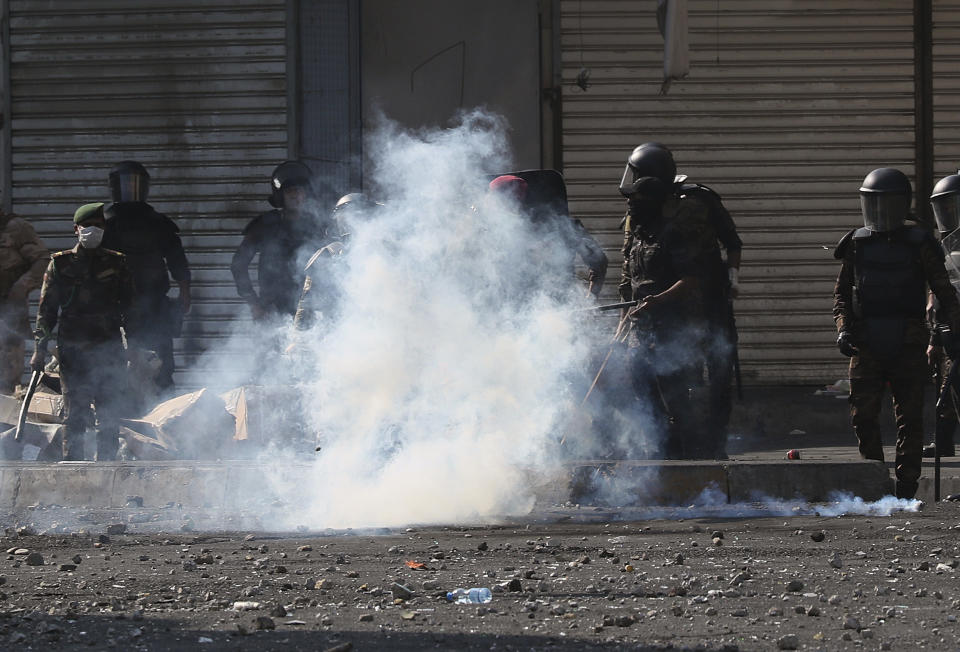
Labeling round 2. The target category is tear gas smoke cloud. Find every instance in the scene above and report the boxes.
[206,110,610,529]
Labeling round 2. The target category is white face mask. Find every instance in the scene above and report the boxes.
[77,225,104,249]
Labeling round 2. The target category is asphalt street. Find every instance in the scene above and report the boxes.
[2,502,960,651]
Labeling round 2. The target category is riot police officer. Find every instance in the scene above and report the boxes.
[617,147,722,458]
[617,143,738,458]
[925,173,960,457]
[834,168,960,499]
[293,192,379,332]
[231,161,336,320]
[101,161,190,395]
[32,203,134,461]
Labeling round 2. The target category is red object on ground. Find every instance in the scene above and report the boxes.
[786,449,801,460]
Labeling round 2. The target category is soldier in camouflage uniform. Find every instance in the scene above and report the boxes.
[0,209,49,393]
[31,203,134,461]
[617,144,741,458]
[834,168,960,499]
[617,148,723,459]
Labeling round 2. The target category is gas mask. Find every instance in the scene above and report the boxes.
[77,225,104,249]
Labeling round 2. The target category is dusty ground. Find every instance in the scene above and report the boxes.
[1,503,960,651]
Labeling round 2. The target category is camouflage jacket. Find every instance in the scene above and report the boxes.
[0,211,49,300]
[36,245,134,344]
[622,195,722,330]
[293,241,345,331]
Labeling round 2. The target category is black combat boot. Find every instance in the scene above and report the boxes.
[62,429,85,461]
[895,481,918,500]
[95,433,118,462]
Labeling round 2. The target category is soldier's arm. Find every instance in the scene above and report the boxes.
[12,220,50,297]
[230,233,259,304]
[571,219,608,296]
[921,238,960,329]
[617,212,633,302]
[34,259,60,342]
[160,220,192,311]
[117,255,136,327]
[833,253,855,334]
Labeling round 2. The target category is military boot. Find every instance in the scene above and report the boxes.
[62,428,85,461]
[95,433,119,462]
[895,481,918,500]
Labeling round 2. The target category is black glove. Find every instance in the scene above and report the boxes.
[837,330,858,358]
[29,349,45,372]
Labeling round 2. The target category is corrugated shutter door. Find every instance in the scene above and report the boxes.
[7,0,288,385]
[935,2,960,180]
[561,0,916,384]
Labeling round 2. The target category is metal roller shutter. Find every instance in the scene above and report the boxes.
[935,2,960,180]
[6,0,288,385]
[560,0,916,384]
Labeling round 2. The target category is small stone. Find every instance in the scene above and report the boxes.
[106,524,126,536]
[25,552,44,566]
[477,541,488,551]
[58,564,76,572]
[358,613,374,622]
[732,608,748,617]
[422,580,440,591]
[777,634,799,650]
[843,616,861,630]
[254,616,275,630]
[811,531,825,542]
[297,545,313,552]
[391,583,413,600]
[861,628,874,639]
[270,604,287,618]
[807,605,821,617]
[786,580,804,592]
[507,578,522,592]
[711,530,724,539]
[400,610,416,620]
[828,552,843,569]
[97,534,110,544]
[918,561,930,571]
[72,555,82,564]
[936,563,954,573]
[615,614,635,627]
[828,594,841,605]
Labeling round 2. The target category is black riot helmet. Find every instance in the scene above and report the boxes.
[859,168,912,233]
[618,143,676,198]
[268,160,314,208]
[109,161,150,203]
[931,174,960,236]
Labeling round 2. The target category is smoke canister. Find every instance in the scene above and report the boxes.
[786,449,801,460]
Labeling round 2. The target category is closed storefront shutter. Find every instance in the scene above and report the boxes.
[560,0,916,384]
[6,0,288,385]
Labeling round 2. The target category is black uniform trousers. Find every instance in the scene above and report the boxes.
[59,339,127,461]
[848,326,927,498]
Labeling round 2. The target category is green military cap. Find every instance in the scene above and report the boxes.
[73,202,105,224]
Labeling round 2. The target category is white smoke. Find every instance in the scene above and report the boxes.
[267,110,606,528]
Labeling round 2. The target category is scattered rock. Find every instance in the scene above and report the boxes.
[58,564,76,572]
[25,552,44,566]
[777,634,799,650]
[358,613,374,622]
[477,541,488,551]
[106,524,126,536]
[843,616,861,631]
[786,580,804,592]
[828,552,843,569]
[254,616,275,630]
[811,531,825,542]
[391,583,414,600]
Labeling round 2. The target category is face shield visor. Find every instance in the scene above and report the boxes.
[111,171,149,202]
[932,193,960,235]
[859,192,909,232]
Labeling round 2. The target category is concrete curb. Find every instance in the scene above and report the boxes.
[0,459,895,513]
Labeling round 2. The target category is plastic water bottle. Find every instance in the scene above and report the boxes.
[446,587,493,604]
